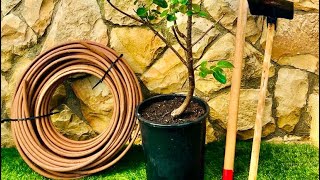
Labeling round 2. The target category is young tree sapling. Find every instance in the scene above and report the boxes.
[107,0,233,117]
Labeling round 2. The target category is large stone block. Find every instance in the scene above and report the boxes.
[292,0,319,12]
[208,89,275,140]
[1,123,15,147]
[168,13,221,59]
[195,33,275,96]
[3,56,33,117]
[104,0,151,26]
[140,45,188,94]
[308,93,319,147]
[51,104,98,141]
[71,76,114,134]
[277,54,319,74]
[204,0,263,43]
[261,13,319,60]
[110,27,166,74]
[275,68,309,132]
[1,13,37,66]
[1,0,21,15]
[22,0,56,36]
[42,0,108,51]
[1,75,8,104]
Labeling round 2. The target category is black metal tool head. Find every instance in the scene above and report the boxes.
[247,0,294,19]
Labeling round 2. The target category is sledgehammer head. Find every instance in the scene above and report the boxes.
[247,0,294,19]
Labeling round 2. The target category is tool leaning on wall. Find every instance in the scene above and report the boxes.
[247,0,294,179]
[223,0,294,179]
[222,0,248,179]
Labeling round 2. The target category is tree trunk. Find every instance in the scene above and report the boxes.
[171,0,195,117]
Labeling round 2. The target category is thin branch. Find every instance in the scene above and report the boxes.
[106,0,144,23]
[106,0,188,67]
[172,26,188,51]
[174,21,187,40]
[147,24,187,67]
[193,59,227,70]
[191,25,214,47]
[191,14,225,47]
[193,33,219,61]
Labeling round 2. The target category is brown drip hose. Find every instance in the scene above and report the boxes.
[10,41,143,179]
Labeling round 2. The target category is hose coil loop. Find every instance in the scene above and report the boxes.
[10,41,143,179]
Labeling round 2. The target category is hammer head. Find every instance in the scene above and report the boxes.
[247,0,294,19]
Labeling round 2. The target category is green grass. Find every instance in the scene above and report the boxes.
[1,141,318,180]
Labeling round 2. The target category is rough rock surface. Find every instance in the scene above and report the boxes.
[195,33,274,96]
[49,84,67,110]
[1,51,13,72]
[3,56,33,117]
[277,54,319,74]
[0,0,319,146]
[1,123,15,147]
[42,0,108,51]
[22,0,56,36]
[308,93,319,146]
[169,13,221,59]
[206,121,217,143]
[104,0,150,26]
[1,14,37,56]
[261,13,319,60]
[293,0,319,12]
[208,89,275,140]
[140,45,188,94]
[110,27,166,74]
[51,104,98,141]
[1,0,21,15]
[275,68,309,132]
[71,76,114,134]
[1,75,8,105]
[204,0,263,43]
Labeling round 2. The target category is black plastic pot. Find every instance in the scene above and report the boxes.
[135,94,209,180]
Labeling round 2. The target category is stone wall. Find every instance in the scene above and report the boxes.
[1,0,319,147]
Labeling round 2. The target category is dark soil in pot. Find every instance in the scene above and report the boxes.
[136,94,209,180]
[140,96,206,124]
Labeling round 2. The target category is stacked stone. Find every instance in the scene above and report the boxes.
[1,0,318,147]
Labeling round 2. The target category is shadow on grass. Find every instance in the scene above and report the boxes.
[1,141,318,180]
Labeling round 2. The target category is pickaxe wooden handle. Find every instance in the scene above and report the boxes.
[248,21,276,180]
[222,0,248,179]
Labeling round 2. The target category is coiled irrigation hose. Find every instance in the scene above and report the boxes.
[10,41,143,179]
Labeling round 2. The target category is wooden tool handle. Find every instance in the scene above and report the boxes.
[248,22,275,180]
[223,0,248,179]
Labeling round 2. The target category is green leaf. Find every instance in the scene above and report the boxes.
[200,61,207,68]
[192,4,201,13]
[148,15,156,20]
[186,10,193,16]
[179,5,187,13]
[153,0,168,8]
[179,0,188,5]
[136,7,148,17]
[199,66,207,72]
[212,67,227,84]
[151,9,161,14]
[160,9,169,17]
[217,60,234,68]
[166,14,177,21]
[171,0,179,5]
[172,8,179,13]
[198,10,207,17]
[199,71,207,78]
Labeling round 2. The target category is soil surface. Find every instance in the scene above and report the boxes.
[140,97,205,125]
